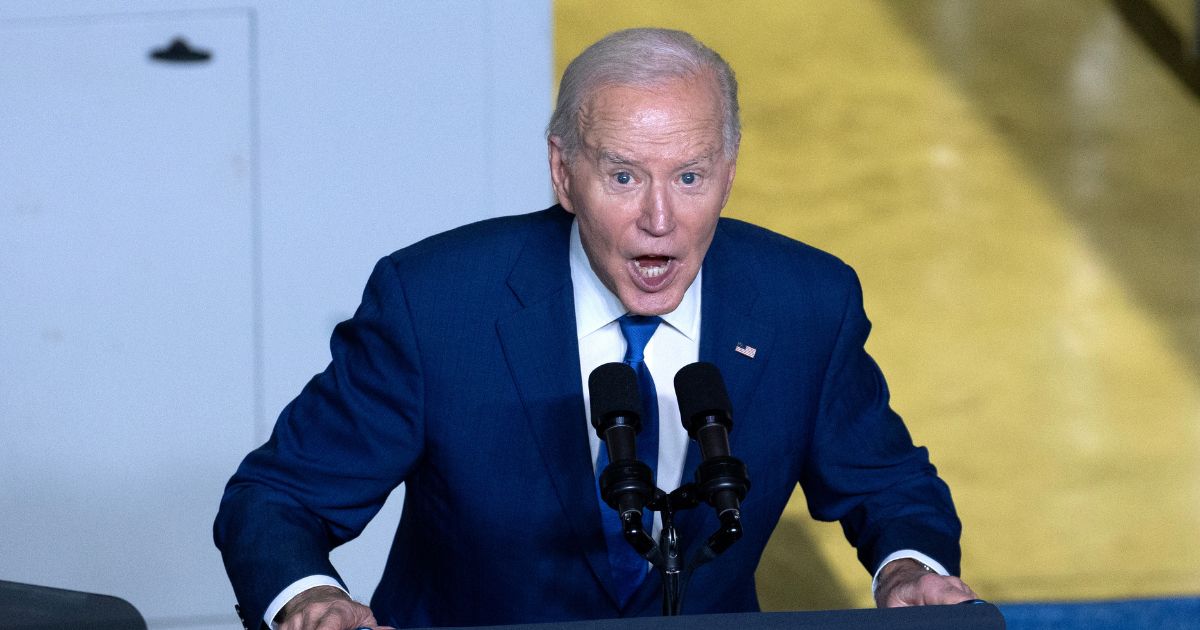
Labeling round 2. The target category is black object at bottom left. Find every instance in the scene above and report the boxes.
[0,579,146,630]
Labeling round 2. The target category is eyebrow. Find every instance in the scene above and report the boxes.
[599,150,634,165]
[598,150,714,169]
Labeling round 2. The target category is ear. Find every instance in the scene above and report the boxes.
[718,155,738,209]
[547,136,576,214]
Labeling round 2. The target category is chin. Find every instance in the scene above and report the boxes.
[620,290,685,317]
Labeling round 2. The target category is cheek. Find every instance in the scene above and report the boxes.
[578,215,621,259]
[680,209,722,246]
[578,205,634,251]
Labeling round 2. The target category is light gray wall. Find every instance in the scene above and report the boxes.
[0,2,552,628]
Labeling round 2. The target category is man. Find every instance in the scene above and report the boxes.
[215,28,977,630]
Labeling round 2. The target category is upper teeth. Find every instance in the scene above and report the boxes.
[638,261,668,278]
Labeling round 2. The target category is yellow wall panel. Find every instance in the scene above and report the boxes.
[556,0,1200,608]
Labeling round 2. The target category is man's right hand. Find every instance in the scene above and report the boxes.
[276,585,391,630]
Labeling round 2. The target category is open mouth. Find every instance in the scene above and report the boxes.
[634,255,671,278]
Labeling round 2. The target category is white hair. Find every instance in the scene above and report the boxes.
[547,28,740,160]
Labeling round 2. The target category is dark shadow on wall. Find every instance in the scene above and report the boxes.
[881,0,1200,377]
[756,505,859,611]
[1112,0,1200,97]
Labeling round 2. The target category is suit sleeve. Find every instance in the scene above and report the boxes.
[799,263,963,576]
[213,256,425,626]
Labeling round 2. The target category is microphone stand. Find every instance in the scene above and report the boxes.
[591,360,748,616]
[604,460,749,616]
[649,487,687,616]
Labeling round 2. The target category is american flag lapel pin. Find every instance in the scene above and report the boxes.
[735,342,757,359]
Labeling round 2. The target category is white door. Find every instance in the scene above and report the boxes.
[0,10,255,627]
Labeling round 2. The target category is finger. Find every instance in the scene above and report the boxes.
[921,576,979,605]
[311,603,376,630]
[947,576,979,596]
[312,610,353,630]
[885,573,939,607]
[884,574,974,607]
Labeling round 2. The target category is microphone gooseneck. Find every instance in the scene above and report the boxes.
[674,362,750,553]
[587,361,751,615]
[588,362,656,555]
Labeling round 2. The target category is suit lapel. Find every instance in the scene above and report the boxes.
[495,210,621,607]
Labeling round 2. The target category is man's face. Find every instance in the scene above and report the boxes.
[549,74,737,316]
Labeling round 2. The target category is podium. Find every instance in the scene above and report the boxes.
[0,580,146,630]
[428,605,1005,630]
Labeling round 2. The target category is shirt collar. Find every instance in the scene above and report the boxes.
[569,219,701,340]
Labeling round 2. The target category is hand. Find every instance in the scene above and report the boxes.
[276,585,392,630]
[874,558,979,608]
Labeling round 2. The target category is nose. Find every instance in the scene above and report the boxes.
[638,181,676,237]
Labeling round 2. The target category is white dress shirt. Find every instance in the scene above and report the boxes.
[569,220,699,540]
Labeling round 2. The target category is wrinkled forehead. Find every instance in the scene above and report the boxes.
[576,77,727,154]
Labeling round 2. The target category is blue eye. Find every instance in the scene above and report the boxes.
[614,172,632,185]
[680,172,697,185]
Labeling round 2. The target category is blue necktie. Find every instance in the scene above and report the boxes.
[596,314,661,606]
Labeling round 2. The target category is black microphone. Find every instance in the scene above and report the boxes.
[589,362,642,462]
[589,363,655,534]
[674,362,749,525]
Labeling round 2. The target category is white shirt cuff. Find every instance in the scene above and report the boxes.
[264,575,347,629]
[870,549,949,594]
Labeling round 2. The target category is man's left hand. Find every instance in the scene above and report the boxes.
[874,558,979,607]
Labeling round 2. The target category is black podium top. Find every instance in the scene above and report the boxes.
[426,605,1005,630]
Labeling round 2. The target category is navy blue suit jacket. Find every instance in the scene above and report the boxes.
[214,206,960,628]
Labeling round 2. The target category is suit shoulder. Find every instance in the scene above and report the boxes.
[390,206,570,259]
[382,206,571,275]
[709,218,865,332]
[714,217,855,282]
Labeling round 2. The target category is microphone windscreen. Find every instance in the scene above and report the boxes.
[674,362,732,430]
[588,362,641,431]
